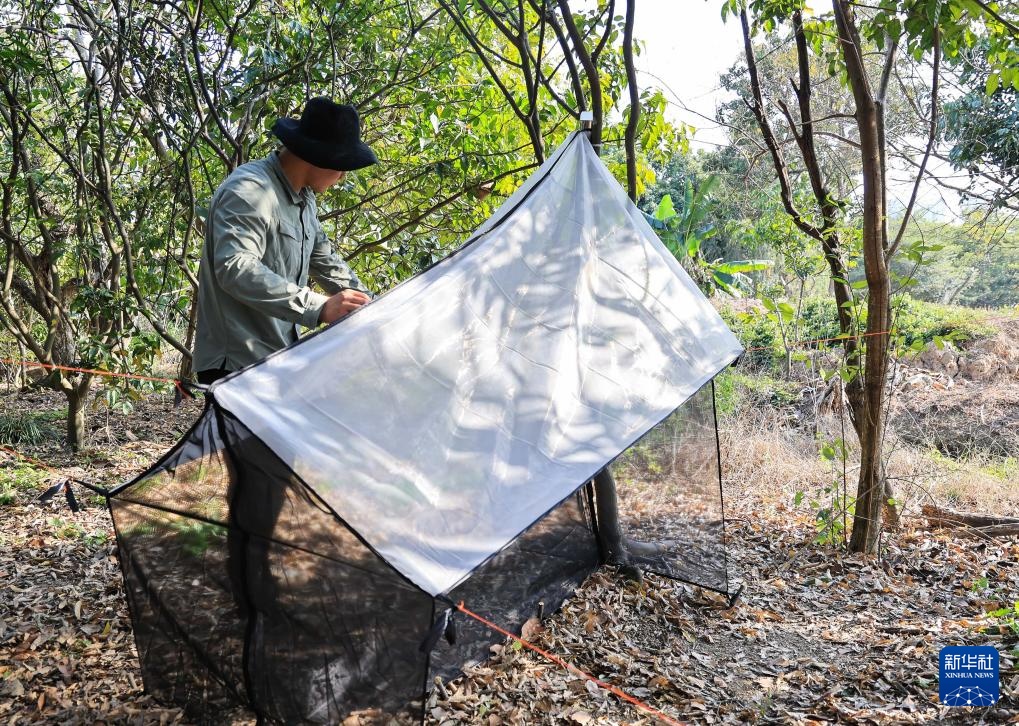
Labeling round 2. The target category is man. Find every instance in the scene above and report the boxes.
[192,97,382,630]
[193,96,376,384]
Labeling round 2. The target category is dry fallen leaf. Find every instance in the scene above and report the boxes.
[520,617,544,642]
[648,675,671,690]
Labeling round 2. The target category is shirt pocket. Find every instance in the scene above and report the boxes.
[274,221,303,283]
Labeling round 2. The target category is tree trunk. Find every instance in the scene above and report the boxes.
[739,8,864,411]
[64,379,91,450]
[557,0,603,146]
[593,468,626,563]
[834,0,892,555]
[922,505,1019,529]
[16,338,28,389]
[943,266,979,305]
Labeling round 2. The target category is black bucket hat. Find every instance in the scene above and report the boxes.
[271,97,378,171]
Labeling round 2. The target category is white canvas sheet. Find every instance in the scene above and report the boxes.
[213,133,743,596]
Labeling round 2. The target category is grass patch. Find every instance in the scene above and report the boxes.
[926,447,1019,482]
[714,369,738,418]
[887,445,1019,517]
[980,457,1019,482]
[0,464,46,505]
[173,519,228,557]
[0,409,63,445]
[47,516,109,548]
[48,516,85,540]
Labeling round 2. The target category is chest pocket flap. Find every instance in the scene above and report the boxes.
[274,221,303,281]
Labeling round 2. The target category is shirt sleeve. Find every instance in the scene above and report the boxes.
[308,220,372,297]
[211,175,328,329]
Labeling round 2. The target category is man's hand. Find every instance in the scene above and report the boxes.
[319,289,370,324]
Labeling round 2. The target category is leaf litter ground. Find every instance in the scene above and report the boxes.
[1,388,1016,725]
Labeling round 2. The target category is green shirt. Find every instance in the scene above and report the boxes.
[193,151,369,373]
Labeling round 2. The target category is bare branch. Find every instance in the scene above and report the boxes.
[888,28,939,260]
[969,0,1019,36]
[622,0,639,201]
[345,163,539,259]
[739,10,824,241]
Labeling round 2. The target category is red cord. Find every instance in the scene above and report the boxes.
[456,601,687,726]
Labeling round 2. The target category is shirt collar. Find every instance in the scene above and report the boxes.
[267,150,311,206]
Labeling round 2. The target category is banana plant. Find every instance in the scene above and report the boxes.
[643,175,771,295]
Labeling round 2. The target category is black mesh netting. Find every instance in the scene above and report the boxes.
[610,381,730,594]
[110,380,729,723]
[110,402,604,724]
[111,403,434,723]
[433,489,600,683]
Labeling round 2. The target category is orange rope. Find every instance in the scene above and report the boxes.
[0,356,178,385]
[456,601,686,726]
[743,327,891,353]
[0,443,60,475]
[0,357,190,398]
[0,314,1014,385]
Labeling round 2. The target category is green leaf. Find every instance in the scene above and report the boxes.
[714,259,772,274]
[712,270,739,296]
[986,73,1000,95]
[655,194,676,222]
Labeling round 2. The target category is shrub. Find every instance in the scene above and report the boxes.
[713,370,799,420]
[719,295,997,372]
[799,297,843,343]
[0,409,62,445]
[892,296,996,345]
[713,370,739,418]
[718,307,780,369]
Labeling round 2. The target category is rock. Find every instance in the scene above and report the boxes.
[903,373,932,389]
[984,337,1019,364]
[917,340,959,376]
[958,353,999,381]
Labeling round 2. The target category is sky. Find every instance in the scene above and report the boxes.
[627,0,961,218]
[631,0,744,149]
